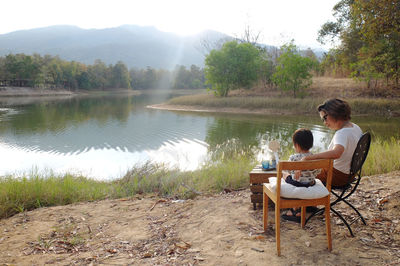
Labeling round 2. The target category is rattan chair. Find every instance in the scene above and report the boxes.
[306,132,371,236]
[263,159,333,256]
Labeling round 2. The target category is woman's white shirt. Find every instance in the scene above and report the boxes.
[328,122,362,174]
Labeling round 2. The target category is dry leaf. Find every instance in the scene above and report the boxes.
[379,198,389,205]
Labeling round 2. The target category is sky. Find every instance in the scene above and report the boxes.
[1,0,338,49]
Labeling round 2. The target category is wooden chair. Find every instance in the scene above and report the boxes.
[263,159,333,256]
[306,132,371,236]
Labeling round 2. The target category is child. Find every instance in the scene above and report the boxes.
[282,128,320,223]
[284,128,320,187]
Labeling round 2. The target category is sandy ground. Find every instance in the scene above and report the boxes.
[0,171,399,265]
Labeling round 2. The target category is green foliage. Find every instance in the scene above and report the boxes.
[129,65,206,90]
[272,42,316,97]
[0,54,207,91]
[0,54,133,90]
[0,173,112,219]
[204,41,265,97]
[363,136,400,175]
[258,51,275,88]
[352,0,400,87]
[111,61,131,89]
[350,47,384,94]
[318,0,400,88]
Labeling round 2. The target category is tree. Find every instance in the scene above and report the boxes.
[143,67,157,89]
[2,54,42,85]
[272,42,315,98]
[189,64,205,89]
[236,23,261,45]
[173,65,190,89]
[87,60,109,89]
[111,61,130,89]
[205,41,262,97]
[352,0,400,86]
[319,0,400,88]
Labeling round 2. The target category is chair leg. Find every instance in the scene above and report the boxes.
[301,206,306,228]
[330,190,347,206]
[340,199,367,225]
[263,192,268,231]
[305,207,324,225]
[275,205,281,256]
[325,204,332,251]
[331,207,354,237]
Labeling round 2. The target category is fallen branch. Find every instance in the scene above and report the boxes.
[149,199,167,211]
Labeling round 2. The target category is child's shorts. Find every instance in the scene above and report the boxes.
[285,175,315,187]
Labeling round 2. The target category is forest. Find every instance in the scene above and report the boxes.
[318,0,399,89]
[0,54,207,91]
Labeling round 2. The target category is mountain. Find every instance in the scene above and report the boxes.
[0,25,230,69]
[0,25,327,69]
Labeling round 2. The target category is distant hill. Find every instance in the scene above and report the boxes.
[0,25,327,69]
[0,25,231,69]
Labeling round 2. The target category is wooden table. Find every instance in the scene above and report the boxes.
[249,165,277,210]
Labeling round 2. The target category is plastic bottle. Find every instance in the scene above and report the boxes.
[261,149,270,170]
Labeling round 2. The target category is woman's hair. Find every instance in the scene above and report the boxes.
[292,128,313,151]
[317,98,351,121]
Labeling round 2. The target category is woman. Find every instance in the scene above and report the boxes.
[303,98,362,187]
[282,98,362,222]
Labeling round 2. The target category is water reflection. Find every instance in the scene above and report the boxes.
[204,113,333,154]
[0,93,398,180]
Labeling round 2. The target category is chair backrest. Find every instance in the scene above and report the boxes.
[349,132,371,176]
[277,159,334,192]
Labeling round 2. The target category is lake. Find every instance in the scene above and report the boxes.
[0,91,398,180]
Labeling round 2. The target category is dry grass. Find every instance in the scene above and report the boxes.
[230,77,400,98]
[310,77,367,98]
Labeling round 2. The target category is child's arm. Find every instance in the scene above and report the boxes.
[283,171,290,180]
[294,170,301,180]
[289,154,301,180]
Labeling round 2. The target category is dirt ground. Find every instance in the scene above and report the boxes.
[0,171,399,265]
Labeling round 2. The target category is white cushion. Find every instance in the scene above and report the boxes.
[265,177,329,199]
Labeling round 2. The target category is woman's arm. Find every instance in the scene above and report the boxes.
[303,144,344,160]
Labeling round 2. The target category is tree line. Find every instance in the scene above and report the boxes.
[0,54,207,90]
[0,42,319,98]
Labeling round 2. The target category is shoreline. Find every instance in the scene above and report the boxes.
[0,87,141,97]
[147,103,308,116]
[0,87,74,97]
[0,88,141,107]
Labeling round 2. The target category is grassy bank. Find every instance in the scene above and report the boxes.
[167,94,400,116]
[1,136,399,219]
